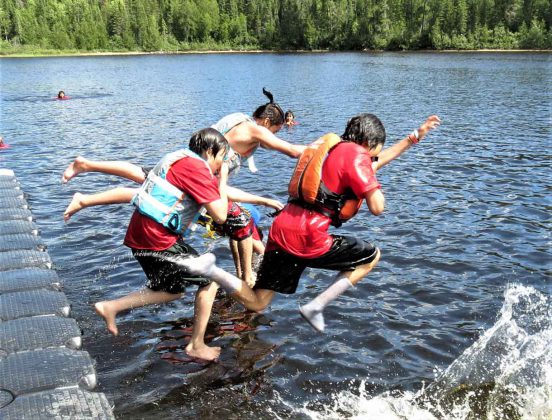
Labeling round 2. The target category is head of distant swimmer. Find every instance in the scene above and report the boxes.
[285,110,295,124]
[189,128,229,174]
[58,91,65,99]
[342,113,386,157]
[253,88,285,134]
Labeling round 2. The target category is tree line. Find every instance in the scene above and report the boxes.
[1,0,550,53]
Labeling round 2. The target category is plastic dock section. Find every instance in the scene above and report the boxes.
[0,169,115,419]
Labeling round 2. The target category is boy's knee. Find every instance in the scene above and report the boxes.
[247,294,272,312]
[357,247,381,273]
[372,247,381,265]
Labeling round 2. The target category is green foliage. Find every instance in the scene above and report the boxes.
[518,19,552,48]
[0,0,550,54]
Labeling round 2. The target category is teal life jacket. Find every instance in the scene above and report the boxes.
[131,149,209,236]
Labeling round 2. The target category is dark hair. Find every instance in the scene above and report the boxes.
[341,113,386,150]
[252,88,285,126]
[58,91,65,98]
[285,110,294,119]
[189,128,228,157]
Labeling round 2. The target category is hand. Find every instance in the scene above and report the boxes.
[418,115,441,140]
[263,198,284,211]
[218,162,229,180]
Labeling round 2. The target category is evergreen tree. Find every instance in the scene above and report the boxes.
[1,0,550,52]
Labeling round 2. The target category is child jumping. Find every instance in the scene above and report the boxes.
[176,115,441,335]
[62,88,301,287]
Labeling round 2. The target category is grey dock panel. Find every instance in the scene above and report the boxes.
[0,196,28,209]
[0,188,24,199]
[0,220,39,236]
[0,208,33,221]
[0,316,81,354]
[0,179,19,190]
[0,168,114,419]
[0,289,70,321]
[0,388,113,419]
[0,249,52,271]
[0,347,97,395]
[0,268,61,293]
[0,233,44,252]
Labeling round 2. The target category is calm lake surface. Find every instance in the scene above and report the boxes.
[1,52,550,419]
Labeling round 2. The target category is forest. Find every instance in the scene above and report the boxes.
[0,0,551,54]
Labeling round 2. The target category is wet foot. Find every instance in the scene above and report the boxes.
[185,343,221,361]
[64,192,84,221]
[299,303,326,333]
[94,301,119,336]
[62,156,88,184]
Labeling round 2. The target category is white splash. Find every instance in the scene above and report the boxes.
[295,285,552,419]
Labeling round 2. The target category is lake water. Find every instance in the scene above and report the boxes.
[0,52,550,419]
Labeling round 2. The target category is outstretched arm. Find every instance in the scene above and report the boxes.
[250,125,306,158]
[227,186,284,210]
[374,115,441,171]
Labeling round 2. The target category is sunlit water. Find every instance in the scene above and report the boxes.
[1,52,550,419]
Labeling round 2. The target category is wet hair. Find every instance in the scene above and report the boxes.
[58,91,65,98]
[285,110,295,120]
[189,127,228,157]
[252,88,285,126]
[341,113,386,150]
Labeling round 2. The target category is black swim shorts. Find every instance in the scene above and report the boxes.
[213,202,255,241]
[254,235,379,294]
[132,239,210,294]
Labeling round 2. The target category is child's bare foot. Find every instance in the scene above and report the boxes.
[64,192,85,221]
[94,301,119,336]
[185,342,220,361]
[62,156,89,183]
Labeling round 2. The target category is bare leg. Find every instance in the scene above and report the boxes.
[177,253,274,312]
[185,282,221,361]
[94,288,182,336]
[237,237,254,287]
[64,187,137,221]
[252,238,265,255]
[300,249,381,332]
[62,156,146,184]
[229,239,242,278]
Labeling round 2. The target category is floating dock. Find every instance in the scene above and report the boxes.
[0,169,114,419]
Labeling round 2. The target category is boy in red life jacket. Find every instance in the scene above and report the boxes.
[94,128,230,361]
[178,114,441,333]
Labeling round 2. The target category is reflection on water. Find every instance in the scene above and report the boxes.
[1,52,550,419]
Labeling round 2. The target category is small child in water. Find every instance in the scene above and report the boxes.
[284,110,298,127]
[57,91,70,100]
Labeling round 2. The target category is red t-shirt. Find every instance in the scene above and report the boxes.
[268,142,381,258]
[124,156,221,251]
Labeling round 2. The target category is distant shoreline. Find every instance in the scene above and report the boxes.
[1,48,550,58]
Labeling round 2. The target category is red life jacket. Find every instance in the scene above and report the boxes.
[288,133,363,227]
